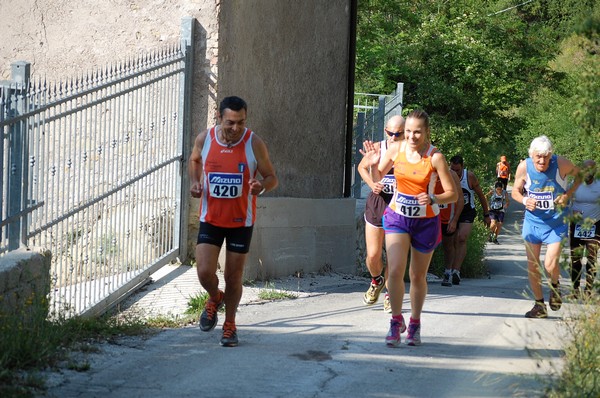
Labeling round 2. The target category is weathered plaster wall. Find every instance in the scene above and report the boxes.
[0,0,219,136]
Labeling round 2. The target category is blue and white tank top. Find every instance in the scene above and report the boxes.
[523,155,569,226]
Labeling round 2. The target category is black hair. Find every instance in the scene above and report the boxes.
[450,155,464,165]
[219,96,247,115]
[494,181,503,189]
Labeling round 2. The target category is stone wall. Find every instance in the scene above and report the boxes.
[0,249,51,319]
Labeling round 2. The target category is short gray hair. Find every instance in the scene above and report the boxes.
[528,135,553,158]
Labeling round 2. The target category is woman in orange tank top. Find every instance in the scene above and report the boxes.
[361,109,458,347]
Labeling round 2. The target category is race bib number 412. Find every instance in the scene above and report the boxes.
[528,191,554,210]
[208,172,243,198]
[394,193,426,218]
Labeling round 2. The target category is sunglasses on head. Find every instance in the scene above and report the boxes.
[385,129,403,138]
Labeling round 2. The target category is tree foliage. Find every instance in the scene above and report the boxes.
[356,0,599,180]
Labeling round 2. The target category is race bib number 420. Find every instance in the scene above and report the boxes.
[208,172,243,198]
[528,192,554,210]
[394,193,426,218]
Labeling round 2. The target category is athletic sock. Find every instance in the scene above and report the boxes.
[409,317,420,325]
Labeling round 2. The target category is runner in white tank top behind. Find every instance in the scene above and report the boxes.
[358,115,405,313]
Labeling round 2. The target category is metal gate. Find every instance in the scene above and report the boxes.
[0,18,195,317]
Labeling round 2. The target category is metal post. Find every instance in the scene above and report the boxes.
[396,82,404,116]
[7,61,30,250]
[377,95,385,142]
[353,112,365,199]
[177,17,195,263]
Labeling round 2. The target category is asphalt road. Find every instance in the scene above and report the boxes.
[39,196,571,398]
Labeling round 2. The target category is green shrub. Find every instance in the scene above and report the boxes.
[428,219,488,279]
[545,296,600,397]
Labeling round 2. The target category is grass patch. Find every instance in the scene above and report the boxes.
[0,295,163,396]
[184,291,227,317]
[258,282,297,301]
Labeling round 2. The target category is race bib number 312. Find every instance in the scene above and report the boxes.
[208,172,243,198]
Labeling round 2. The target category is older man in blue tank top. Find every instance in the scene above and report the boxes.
[512,135,580,318]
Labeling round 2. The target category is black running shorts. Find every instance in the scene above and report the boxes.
[197,222,254,254]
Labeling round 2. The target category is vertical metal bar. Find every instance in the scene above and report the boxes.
[353,112,365,199]
[178,16,194,262]
[0,89,5,245]
[7,61,30,249]
[377,95,385,143]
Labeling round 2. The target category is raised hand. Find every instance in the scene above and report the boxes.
[359,140,380,167]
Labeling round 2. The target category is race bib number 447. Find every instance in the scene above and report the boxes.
[208,172,243,198]
[394,193,426,218]
[528,191,554,210]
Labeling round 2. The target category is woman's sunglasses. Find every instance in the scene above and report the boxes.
[385,129,403,138]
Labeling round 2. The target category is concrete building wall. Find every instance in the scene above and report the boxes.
[218,0,351,199]
[216,1,356,279]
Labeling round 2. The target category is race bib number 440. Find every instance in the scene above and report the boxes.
[394,193,426,218]
[528,191,554,210]
[208,172,243,198]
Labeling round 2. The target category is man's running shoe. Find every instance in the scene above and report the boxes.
[549,284,562,311]
[363,276,385,305]
[383,293,392,313]
[199,290,225,331]
[220,321,238,347]
[441,273,452,287]
[525,302,548,318]
[385,317,406,347]
[406,322,421,346]
[452,271,461,285]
